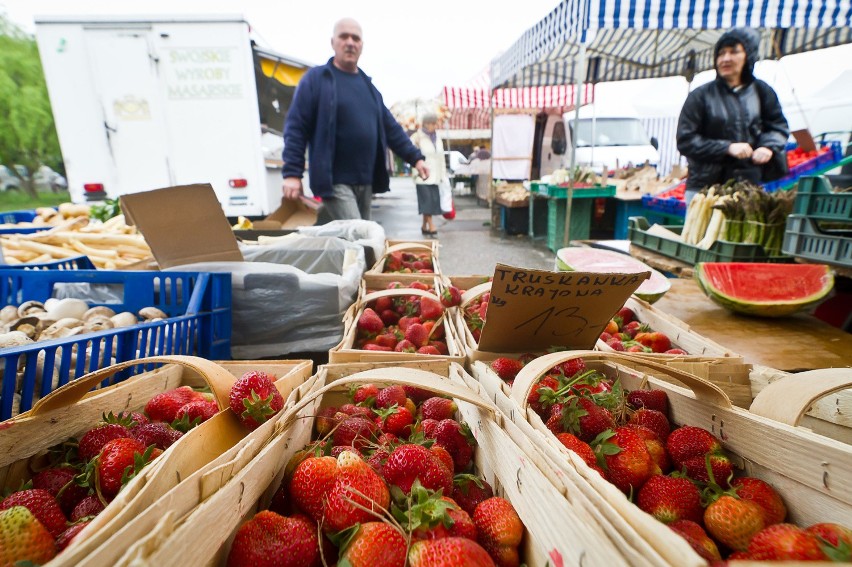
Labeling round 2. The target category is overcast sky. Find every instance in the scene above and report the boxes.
[2,0,559,105]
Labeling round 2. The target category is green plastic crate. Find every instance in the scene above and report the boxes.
[782,214,852,268]
[531,183,616,199]
[793,176,852,223]
[547,199,593,251]
[627,216,790,263]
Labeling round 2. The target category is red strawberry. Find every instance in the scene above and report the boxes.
[666,426,731,485]
[430,445,456,475]
[419,397,457,421]
[409,537,496,567]
[452,474,494,517]
[606,338,626,351]
[473,497,523,567]
[380,309,401,326]
[70,495,105,521]
[552,357,587,378]
[288,456,337,522]
[78,423,132,462]
[806,523,852,562]
[404,323,430,347]
[31,467,87,515]
[748,523,827,561]
[627,408,671,442]
[332,415,377,450]
[527,375,559,418]
[403,385,434,404]
[398,315,421,331]
[441,285,462,308]
[630,426,671,474]
[351,383,379,406]
[376,385,407,409]
[668,519,722,562]
[0,506,57,566]
[418,418,439,438]
[561,397,616,443]
[703,495,765,552]
[375,332,400,349]
[383,444,452,494]
[637,475,703,524]
[174,399,219,426]
[592,427,655,494]
[315,406,340,437]
[323,451,390,533]
[145,386,205,423]
[634,331,672,353]
[97,437,152,499]
[0,489,67,538]
[489,357,524,382]
[339,521,407,566]
[417,345,441,355]
[229,370,284,430]
[395,339,417,352]
[732,477,786,526]
[357,307,385,334]
[339,404,373,418]
[420,296,444,320]
[616,307,635,325]
[433,419,475,471]
[131,422,183,450]
[664,348,688,355]
[56,520,90,551]
[555,433,605,477]
[113,411,149,426]
[621,321,645,338]
[626,389,669,414]
[226,511,319,567]
[374,406,414,437]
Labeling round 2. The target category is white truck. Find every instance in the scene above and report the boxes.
[35,14,311,216]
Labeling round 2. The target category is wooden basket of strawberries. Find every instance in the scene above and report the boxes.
[113,360,636,567]
[472,350,852,565]
[330,287,466,364]
[365,241,442,284]
[0,355,312,567]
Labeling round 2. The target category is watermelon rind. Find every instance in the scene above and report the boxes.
[555,248,671,304]
[694,262,834,317]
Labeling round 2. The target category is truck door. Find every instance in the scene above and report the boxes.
[84,28,172,195]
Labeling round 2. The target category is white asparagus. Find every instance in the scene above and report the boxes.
[14,239,79,258]
[31,231,147,247]
[69,238,119,258]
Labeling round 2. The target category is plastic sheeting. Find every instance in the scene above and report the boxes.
[173,236,366,358]
[296,219,386,268]
[493,113,536,180]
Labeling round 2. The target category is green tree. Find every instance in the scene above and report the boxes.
[0,14,62,198]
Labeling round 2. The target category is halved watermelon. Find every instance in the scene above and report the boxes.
[694,262,834,317]
[555,247,671,303]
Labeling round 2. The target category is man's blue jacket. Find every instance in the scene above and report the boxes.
[282,58,425,198]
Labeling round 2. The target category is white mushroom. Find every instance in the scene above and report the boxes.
[44,298,60,312]
[39,324,85,341]
[138,307,167,321]
[0,306,19,323]
[9,317,42,339]
[17,301,46,318]
[0,330,35,348]
[83,306,117,321]
[46,298,89,321]
[84,316,114,332]
[111,312,138,328]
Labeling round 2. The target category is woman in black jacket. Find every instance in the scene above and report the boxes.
[676,28,790,202]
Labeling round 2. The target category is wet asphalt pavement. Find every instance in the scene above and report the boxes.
[371,177,557,276]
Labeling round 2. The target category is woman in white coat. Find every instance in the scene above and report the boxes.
[410,113,448,237]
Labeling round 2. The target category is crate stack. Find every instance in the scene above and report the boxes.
[782,175,852,269]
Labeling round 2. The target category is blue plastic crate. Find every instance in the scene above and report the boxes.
[0,270,232,419]
[763,140,843,193]
[1,255,96,270]
[641,193,687,217]
[0,210,37,225]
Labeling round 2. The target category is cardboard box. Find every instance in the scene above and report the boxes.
[250,196,319,230]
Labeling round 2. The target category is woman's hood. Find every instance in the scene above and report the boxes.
[714,28,760,83]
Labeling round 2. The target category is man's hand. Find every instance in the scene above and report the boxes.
[282,177,303,200]
[414,160,430,180]
[727,142,754,159]
[751,147,773,165]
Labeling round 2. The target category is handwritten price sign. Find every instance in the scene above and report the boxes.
[477,263,649,353]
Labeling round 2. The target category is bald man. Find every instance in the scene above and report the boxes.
[282,18,429,222]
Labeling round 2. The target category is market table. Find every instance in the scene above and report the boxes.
[629,243,697,278]
[653,277,852,371]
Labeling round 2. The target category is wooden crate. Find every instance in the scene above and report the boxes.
[473,351,851,566]
[110,361,636,567]
[331,287,465,364]
[0,355,312,566]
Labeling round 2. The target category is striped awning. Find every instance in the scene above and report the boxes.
[492,0,852,88]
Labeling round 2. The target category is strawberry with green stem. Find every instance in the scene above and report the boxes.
[701,456,765,552]
[228,371,284,431]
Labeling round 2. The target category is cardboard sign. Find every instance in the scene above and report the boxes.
[121,184,243,268]
[477,263,649,353]
[792,129,816,153]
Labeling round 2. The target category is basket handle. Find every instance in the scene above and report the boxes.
[361,288,437,303]
[749,368,852,426]
[510,351,732,409]
[28,355,235,416]
[459,282,492,309]
[279,367,496,429]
